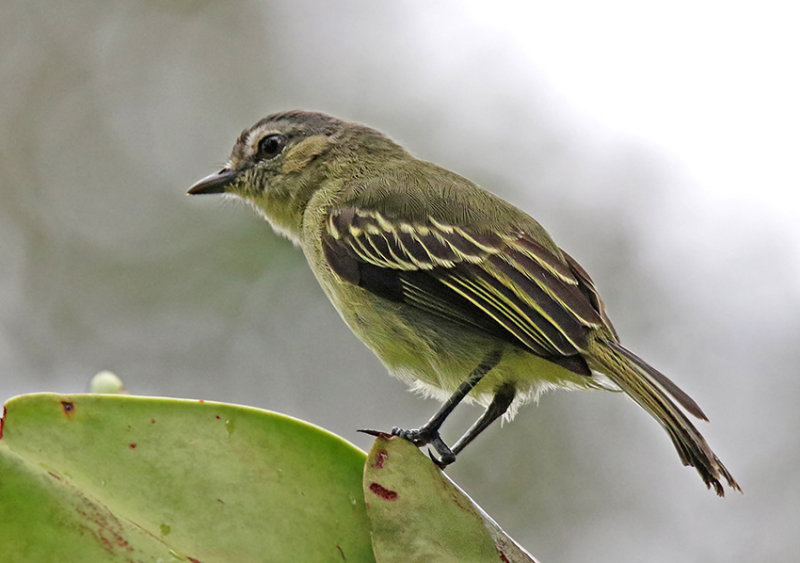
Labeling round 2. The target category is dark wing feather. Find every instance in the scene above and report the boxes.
[561,249,619,339]
[323,207,609,376]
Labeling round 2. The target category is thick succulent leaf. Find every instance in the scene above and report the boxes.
[363,434,538,563]
[0,393,373,562]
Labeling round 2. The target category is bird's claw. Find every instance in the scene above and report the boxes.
[427,448,453,469]
[392,426,456,467]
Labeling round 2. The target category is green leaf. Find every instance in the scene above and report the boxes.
[0,393,373,562]
[363,434,537,563]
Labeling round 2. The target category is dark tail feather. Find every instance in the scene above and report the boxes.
[590,338,741,496]
[605,340,709,421]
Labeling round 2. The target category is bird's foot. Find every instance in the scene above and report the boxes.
[391,426,456,467]
[390,425,437,446]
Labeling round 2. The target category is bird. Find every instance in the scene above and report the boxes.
[188,110,740,496]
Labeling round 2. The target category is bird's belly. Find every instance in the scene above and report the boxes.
[318,275,592,409]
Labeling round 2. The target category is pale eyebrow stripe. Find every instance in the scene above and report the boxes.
[245,125,281,156]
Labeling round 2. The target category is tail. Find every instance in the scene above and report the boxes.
[588,338,741,496]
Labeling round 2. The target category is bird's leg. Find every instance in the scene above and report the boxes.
[451,383,516,457]
[392,350,502,465]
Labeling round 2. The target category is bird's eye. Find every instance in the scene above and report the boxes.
[257,134,286,159]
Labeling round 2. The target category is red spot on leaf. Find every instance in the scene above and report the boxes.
[215,415,221,420]
[187,557,202,563]
[373,449,388,468]
[0,404,6,439]
[499,551,510,562]
[198,399,205,404]
[129,443,137,450]
[61,400,75,417]
[337,544,346,559]
[150,418,156,424]
[48,471,62,480]
[368,482,398,501]
[216,498,225,504]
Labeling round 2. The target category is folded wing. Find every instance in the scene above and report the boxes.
[322,206,614,376]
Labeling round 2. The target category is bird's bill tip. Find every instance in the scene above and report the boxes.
[187,169,238,195]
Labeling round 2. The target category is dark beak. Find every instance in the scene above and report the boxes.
[187,169,239,195]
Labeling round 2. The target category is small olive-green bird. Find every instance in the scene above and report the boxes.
[189,110,740,496]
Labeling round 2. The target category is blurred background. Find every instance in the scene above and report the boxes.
[2,1,798,560]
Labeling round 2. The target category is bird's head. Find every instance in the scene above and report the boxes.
[189,110,403,241]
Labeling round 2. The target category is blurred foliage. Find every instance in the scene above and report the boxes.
[1,1,798,561]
